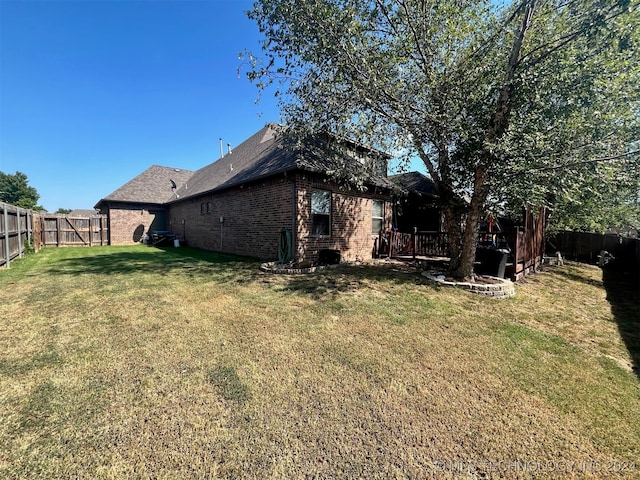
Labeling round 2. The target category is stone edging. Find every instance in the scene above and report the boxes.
[421,271,516,298]
[260,261,340,274]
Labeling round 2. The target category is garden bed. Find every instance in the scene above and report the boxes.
[259,261,342,274]
[421,270,516,298]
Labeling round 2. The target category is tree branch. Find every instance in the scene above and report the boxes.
[519,5,629,69]
[505,149,640,178]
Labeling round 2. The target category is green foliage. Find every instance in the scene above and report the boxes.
[55,208,72,214]
[245,0,640,271]
[0,171,43,210]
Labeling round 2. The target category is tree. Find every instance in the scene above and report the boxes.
[244,0,640,279]
[545,164,640,234]
[55,208,72,215]
[0,171,43,210]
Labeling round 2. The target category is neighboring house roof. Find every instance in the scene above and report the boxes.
[69,209,101,216]
[171,123,393,201]
[390,171,438,196]
[95,165,194,209]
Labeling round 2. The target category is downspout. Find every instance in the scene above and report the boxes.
[220,216,224,252]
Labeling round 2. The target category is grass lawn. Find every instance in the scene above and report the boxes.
[1,245,638,479]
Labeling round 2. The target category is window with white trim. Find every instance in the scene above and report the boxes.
[372,200,384,234]
[311,190,331,236]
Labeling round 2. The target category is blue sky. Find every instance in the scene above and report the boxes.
[1,0,422,212]
[1,0,282,211]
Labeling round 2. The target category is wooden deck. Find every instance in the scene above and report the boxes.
[376,207,546,281]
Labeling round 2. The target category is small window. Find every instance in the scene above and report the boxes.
[372,200,384,234]
[206,202,211,214]
[200,203,206,215]
[311,190,331,236]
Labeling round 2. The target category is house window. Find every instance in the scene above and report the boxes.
[201,202,212,214]
[311,190,331,237]
[372,200,384,234]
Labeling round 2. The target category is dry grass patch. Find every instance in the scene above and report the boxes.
[1,246,638,478]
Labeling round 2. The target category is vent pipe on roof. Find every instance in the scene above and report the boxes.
[227,143,232,155]
[219,138,224,159]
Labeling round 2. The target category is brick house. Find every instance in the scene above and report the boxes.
[96,124,395,264]
[95,165,194,245]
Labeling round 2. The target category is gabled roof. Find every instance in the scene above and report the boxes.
[95,165,194,209]
[390,171,438,196]
[95,125,394,210]
[172,124,393,201]
[69,209,101,217]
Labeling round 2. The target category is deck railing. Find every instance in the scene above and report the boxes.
[375,229,449,258]
[376,206,546,281]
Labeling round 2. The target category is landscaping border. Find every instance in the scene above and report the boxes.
[421,271,516,298]
[259,261,341,274]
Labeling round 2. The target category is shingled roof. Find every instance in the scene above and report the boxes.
[95,165,194,209]
[95,125,394,210]
[390,171,438,196]
[171,124,393,201]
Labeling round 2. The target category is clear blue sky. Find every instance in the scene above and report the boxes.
[0,0,282,211]
[1,0,421,212]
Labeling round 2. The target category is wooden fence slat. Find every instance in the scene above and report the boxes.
[1,203,35,268]
[2,207,110,268]
[17,208,23,258]
[65,217,89,245]
[2,203,10,268]
[37,214,108,248]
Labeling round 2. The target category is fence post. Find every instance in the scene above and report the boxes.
[26,210,32,248]
[412,227,417,261]
[16,208,23,258]
[56,216,62,247]
[3,203,10,268]
[101,216,107,245]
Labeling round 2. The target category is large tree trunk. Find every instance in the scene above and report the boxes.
[446,1,535,280]
[437,177,467,276]
[449,166,488,280]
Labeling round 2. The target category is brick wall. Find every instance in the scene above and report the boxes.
[107,203,167,245]
[168,176,295,259]
[166,172,392,263]
[295,174,392,263]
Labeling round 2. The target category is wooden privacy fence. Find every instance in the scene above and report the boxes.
[1,205,109,268]
[37,214,108,247]
[549,231,640,271]
[1,203,34,268]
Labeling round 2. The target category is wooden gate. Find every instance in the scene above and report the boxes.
[37,214,108,247]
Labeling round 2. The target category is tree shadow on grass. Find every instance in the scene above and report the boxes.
[41,246,436,299]
[552,267,604,288]
[264,263,437,301]
[602,266,640,380]
[42,246,258,283]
